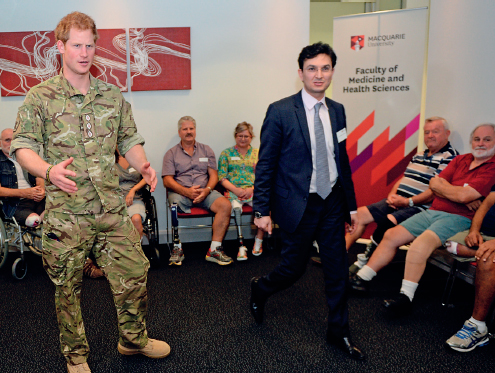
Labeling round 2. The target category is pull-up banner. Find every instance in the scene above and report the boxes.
[332,8,428,217]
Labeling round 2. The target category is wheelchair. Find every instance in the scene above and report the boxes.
[0,210,43,280]
[140,185,160,268]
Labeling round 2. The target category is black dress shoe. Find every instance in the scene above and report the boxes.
[349,274,370,293]
[383,293,412,315]
[250,277,266,324]
[327,334,366,361]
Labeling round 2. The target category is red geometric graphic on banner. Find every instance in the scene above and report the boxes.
[347,114,420,238]
[129,27,191,91]
[0,31,60,96]
[90,29,128,92]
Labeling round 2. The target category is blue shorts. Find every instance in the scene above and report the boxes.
[400,210,472,244]
[367,199,421,225]
[168,190,224,213]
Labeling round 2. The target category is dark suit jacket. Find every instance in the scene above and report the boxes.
[254,90,357,233]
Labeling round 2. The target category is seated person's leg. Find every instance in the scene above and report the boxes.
[404,212,472,287]
[446,248,495,352]
[345,205,376,250]
[200,191,233,265]
[167,191,193,214]
[13,199,42,227]
[127,199,146,238]
[231,199,248,260]
[349,224,415,292]
[444,230,493,258]
[384,211,471,313]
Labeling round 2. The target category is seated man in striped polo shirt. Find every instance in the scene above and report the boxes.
[346,117,458,274]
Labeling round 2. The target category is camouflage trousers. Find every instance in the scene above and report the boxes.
[42,206,150,365]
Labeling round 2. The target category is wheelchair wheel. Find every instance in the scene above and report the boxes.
[148,196,159,247]
[12,257,27,280]
[144,196,160,268]
[0,219,8,269]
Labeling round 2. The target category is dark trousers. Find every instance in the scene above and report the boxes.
[258,185,350,338]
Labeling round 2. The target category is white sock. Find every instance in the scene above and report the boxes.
[356,265,377,281]
[313,240,319,252]
[25,215,40,227]
[400,280,418,301]
[254,237,263,250]
[445,241,458,255]
[210,241,222,252]
[469,317,487,333]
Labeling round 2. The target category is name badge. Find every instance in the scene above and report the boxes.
[230,156,241,161]
[129,167,136,173]
[199,158,209,162]
[337,128,347,143]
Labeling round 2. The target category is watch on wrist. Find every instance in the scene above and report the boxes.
[254,211,263,219]
[408,198,414,207]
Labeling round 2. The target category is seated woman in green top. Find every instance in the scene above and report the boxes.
[218,122,264,261]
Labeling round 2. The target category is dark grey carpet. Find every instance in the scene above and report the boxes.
[0,240,493,373]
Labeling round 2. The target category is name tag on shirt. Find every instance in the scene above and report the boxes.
[129,167,136,173]
[337,128,347,143]
[199,158,209,162]
[230,157,241,161]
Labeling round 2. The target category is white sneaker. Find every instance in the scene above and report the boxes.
[237,246,248,261]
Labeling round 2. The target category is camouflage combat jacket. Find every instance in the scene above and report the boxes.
[11,72,144,215]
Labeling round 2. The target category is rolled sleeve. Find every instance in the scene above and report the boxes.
[117,100,145,156]
[11,97,44,158]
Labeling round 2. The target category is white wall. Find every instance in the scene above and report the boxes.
[0,0,309,242]
[425,0,495,153]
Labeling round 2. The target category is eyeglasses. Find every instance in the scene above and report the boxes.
[236,135,252,139]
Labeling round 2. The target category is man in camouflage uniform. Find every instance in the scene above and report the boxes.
[11,12,169,373]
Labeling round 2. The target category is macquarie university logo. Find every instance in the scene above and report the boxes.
[351,35,365,51]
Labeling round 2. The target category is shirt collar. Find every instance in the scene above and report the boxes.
[301,88,327,111]
[179,140,197,150]
[59,69,101,99]
[425,141,453,156]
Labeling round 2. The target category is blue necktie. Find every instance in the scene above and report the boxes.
[314,102,331,199]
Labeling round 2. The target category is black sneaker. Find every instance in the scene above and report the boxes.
[383,293,412,315]
[349,274,370,293]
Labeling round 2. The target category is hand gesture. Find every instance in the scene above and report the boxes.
[49,158,78,193]
[139,162,157,192]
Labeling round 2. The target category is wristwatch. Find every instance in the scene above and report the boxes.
[254,211,263,219]
[408,198,414,207]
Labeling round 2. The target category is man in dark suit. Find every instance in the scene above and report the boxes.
[251,42,364,360]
